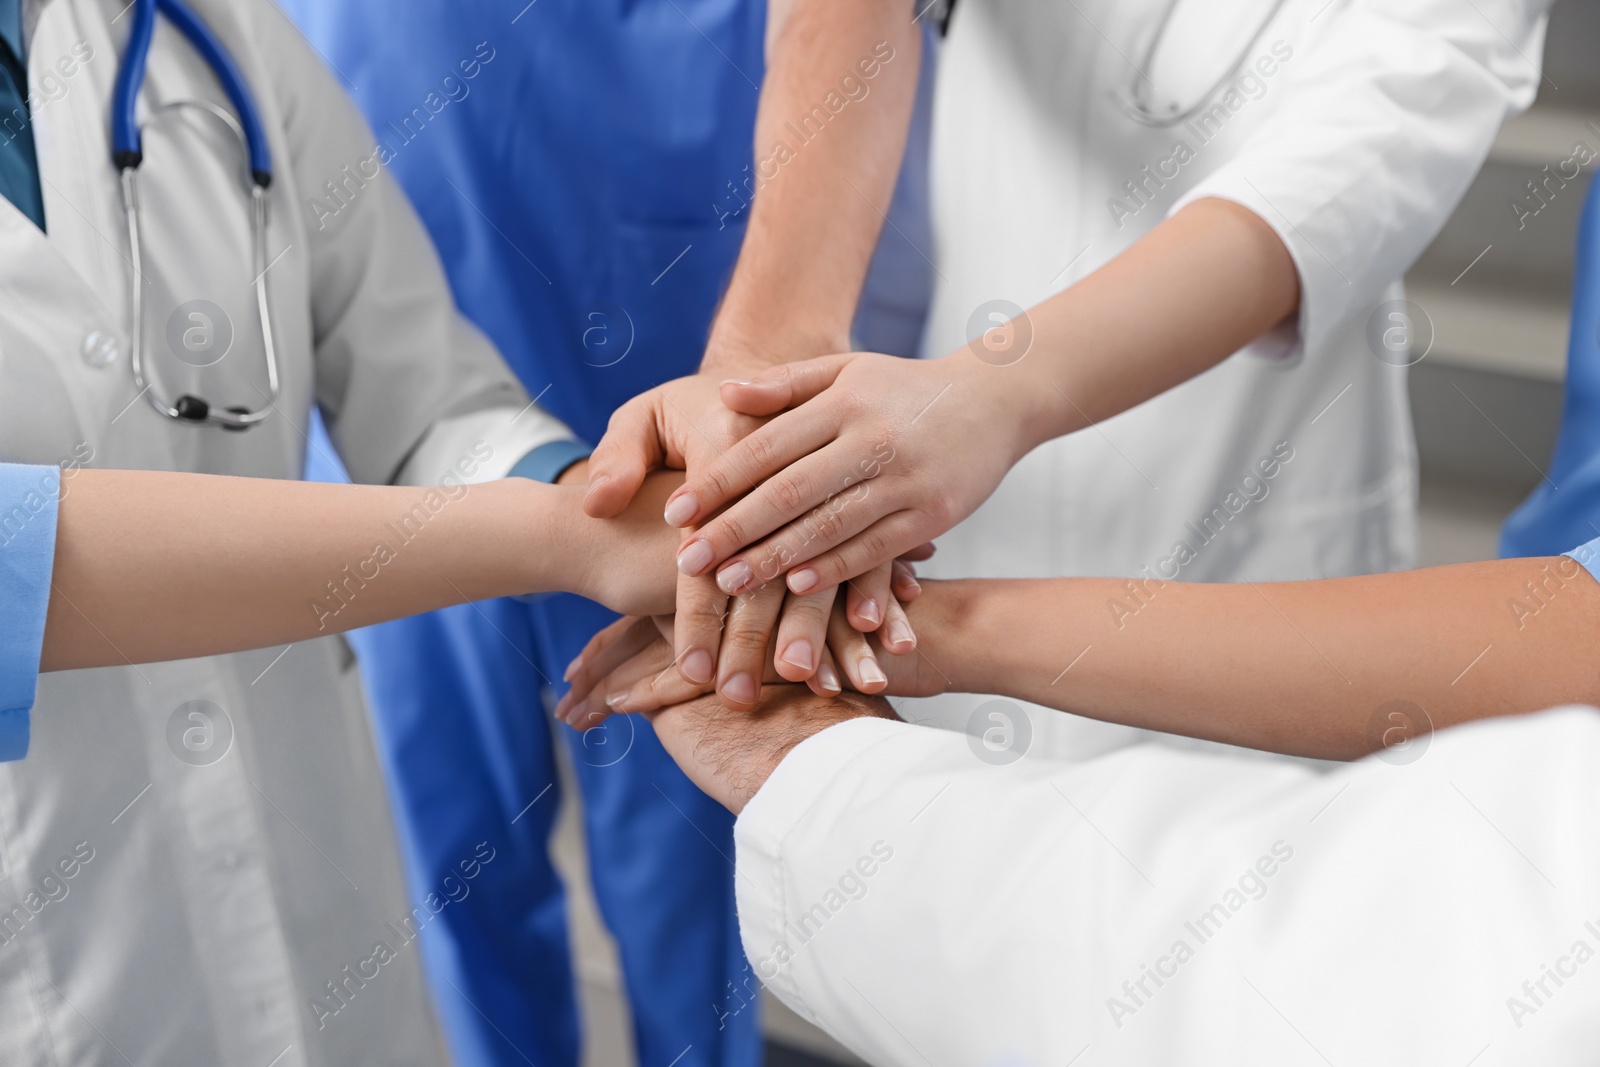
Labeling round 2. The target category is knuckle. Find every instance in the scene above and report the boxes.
[741,432,780,474]
[769,472,808,514]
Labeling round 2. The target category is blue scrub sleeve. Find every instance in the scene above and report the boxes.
[1565,534,1600,583]
[507,438,593,485]
[0,463,61,761]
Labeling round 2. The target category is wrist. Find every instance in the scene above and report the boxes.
[942,346,1060,467]
[511,480,584,596]
[703,315,851,375]
[903,580,994,696]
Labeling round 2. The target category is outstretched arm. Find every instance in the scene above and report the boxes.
[40,468,682,672]
[895,557,1600,760]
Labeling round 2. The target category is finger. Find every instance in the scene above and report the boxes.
[717,352,857,417]
[557,617,656,716]
[672,563,727,687]
[890,560,922,603]
[784,511,930,596]
[844,562,892,632]
[561,641,677,731]
[805,645,845,697]
[690,443,878,590]
[707,470,889,593]
[583,396,662,518]
[663,409,839,536]
[899,542,936,563]
[611,657,714,718]
[716,578,787,711]
[879,591,917,656]
[827,599,888,694]
[773,583,836,683]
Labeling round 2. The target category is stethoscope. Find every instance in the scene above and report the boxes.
[1115,0,1292,127]
[114,0,280,430]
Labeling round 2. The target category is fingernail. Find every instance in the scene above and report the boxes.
[721,378,760,388]
[901,574,922,596]
[564,699,587,725]
[717,560,754,595]
[859,657,888,688]
[781,639,816,673]
[676,539,714,576]
[788,568,820,594]
[817,661,842,693]
[888,619,916,650]
[722,672,757,705]
[663,492,699,527]
[604,691,631,711]
[563,656,581,681]
[582,474,610,501]
[681,648,714,685]
[858,599,883,627]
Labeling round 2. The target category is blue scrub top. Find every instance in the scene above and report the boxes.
[0,462,61,761]
[284,0,765,446]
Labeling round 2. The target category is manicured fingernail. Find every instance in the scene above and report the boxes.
[563,656,581,681]
[781,639,816,673]
[722,672,757,705]
[717,561,754,595]
[677,539,714,576]
[681,648,714,685]
[817,661,842,693]
[788,568,820,594]
[604,690,631,711]
[859,658,888,688]
[564,699,587,725]
[888,619,916,651]
[663,492,699,527]
[582,475,610,501]
[857,599,883,627]
[900,574,922,596]
[721,378,760,388]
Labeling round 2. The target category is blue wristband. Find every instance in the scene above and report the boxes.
[508,439,593,485]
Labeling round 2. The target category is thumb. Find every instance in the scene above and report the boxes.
[582,398,659,518]
[718,352,858,417]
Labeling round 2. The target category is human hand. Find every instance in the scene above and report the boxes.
[660,351,1041,597]
[643,684,902,814]
[563,469,687,618]
[555,577,952,732]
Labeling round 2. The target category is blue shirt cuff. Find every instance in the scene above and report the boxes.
[0,463,62,762]
[508,439,593,485]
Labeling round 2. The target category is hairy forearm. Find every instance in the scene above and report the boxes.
[41,470,577,671]
[910,559,1600,760]
[704,0,920,370]
[983,198,1302,453]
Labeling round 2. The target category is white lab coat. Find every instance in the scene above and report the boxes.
[736,707,1600,1065]
[0,1,570,1064]
[908,0,1552,758]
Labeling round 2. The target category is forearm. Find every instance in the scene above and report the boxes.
[704,0,920,371]
[41,470,577,671]
[911,559,1600,760]
[981,198,1302,452]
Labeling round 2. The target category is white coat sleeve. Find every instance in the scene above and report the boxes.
[245,4,573,487]
[735,709,1600,1065]
[1172,0,1551,361]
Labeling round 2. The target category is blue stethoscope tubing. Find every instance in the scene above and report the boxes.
[114,0,281,429]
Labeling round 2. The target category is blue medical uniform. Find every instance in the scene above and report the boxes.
[1502,174,1600,556]
[0,463,60,762]
[282,4,768,1065]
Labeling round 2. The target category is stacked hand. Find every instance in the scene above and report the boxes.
[575,370,937,711]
